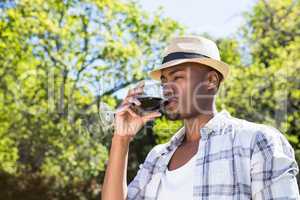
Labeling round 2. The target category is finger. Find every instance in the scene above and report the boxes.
[127,82,145,97]
[144,111,162,118]
[133,87,144,96]
[128,87,144,97]
[115,104,130,114]
[142,111,162,123]
[127,96,141,106]
[121,93,142,106]
[116,104,139,118]
[127,107,139,118]
[136,80,145,88]
[127,88,133,96]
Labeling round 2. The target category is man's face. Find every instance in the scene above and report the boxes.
[160,62,219,120]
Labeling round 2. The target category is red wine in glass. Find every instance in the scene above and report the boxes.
[136,96,163,111]
[131,80,169,114]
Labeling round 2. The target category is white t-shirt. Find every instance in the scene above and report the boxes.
[156,154,196,200]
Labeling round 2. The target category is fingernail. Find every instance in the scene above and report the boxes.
[137,81,145,87]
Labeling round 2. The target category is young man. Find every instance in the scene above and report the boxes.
[102,36,300,200]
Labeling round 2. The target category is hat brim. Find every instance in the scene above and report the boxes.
[148,57,230,81]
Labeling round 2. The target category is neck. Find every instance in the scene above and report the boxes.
[183,108,217,143]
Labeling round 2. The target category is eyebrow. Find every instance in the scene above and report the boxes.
[160,68,184,80]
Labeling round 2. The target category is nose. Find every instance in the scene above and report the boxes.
[162,82,175,99]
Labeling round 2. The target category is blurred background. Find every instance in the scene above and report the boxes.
[0,0,299,199]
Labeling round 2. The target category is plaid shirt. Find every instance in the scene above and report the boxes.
[127,109,300,200]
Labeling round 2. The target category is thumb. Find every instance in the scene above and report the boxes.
[142,111,162,123]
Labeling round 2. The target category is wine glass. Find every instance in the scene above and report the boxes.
[134,79,166,114]
[98,80,166,129]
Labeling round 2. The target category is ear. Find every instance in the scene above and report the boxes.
[206,71,220,91]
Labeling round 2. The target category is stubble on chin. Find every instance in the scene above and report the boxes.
[164,111,181,121]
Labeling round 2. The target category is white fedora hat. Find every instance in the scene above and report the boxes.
[149,36,230,81]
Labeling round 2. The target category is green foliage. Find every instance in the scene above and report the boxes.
[0,0,300,198]
[218,0,300,182]
[221,0,300,145]
[0,0,183,199]
[153,116,183,144]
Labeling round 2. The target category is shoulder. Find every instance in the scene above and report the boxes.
[227,115,294,157]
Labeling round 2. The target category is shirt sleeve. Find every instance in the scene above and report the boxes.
[126,144,163,200]
[250,127,300,199]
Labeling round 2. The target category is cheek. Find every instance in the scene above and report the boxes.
[184,81,203,106]
[177,80,192,106]
[176,80,187,97]
[192,80,208,97]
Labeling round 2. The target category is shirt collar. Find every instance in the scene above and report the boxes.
[161,109,231,154]
[201,109,231,137]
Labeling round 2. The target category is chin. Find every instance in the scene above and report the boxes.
[164,110,182,120]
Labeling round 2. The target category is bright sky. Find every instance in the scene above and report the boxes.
[138,0,256,37]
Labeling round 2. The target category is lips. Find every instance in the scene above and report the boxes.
[164,97,178,108]
[169,97,178,103]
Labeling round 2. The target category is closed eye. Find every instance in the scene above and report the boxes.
[174,76,183,81]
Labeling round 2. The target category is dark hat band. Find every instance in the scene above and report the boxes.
[162,52,209,64]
